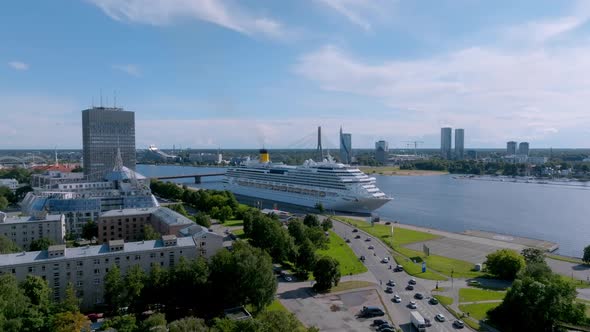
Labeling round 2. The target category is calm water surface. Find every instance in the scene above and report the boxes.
[137,164,590,256]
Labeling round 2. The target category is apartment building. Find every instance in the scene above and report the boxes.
[0,212,66,250]
[0,235,204,309]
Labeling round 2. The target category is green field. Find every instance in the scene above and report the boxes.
[433,295,454,306]
[232,228,245,238]
[266,299,289,313]
[459,302,501,320]
[557,274,590,289]
[546,253,586,265]
[317,231,368,276]
[459,288,506,303]
[392,252,447,281]
[223,219,244,227]
[337,217,479,279]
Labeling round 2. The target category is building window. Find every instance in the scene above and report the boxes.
[41,265,46,272]
[150,253,156,259]
[135,255,140,261]
[94,259,100,265]
[28,266,35,273]
[76,261,83,267]
[77,271,83,277]
[94,278,100,285]
[94,268,100,275]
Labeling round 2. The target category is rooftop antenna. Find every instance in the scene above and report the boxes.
[100,89,103,107]
[114,90,117,108]
[54,146,58,166]
[316,126,323,161]
[106,95,109,108]
[91,96,94,108]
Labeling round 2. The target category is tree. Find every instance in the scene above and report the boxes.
[51,311,91,332]
[29,237,54,251]
[21,275,51,309]
[584,245,590,264]
[295,239,317,277]
[104,265,125,313]
[305,227,328,250]
[141,313,167,332]
[209,242,277,312]
[124,265,146,314]
[81,221,98,240]
[314,202,325,213]
[102,314,137,332]
[521,248,545,265]
[218,206,233,222]
[168,317,208,332]
[0,274,30,331]
[489,273,585,331]
[60,283,81,313]
[142,224,160,241]
[321,218,333,232]
[169,203,189,217]
[193,212,211,228]
[288,219,308,245]
[313,256,341,292]
[484,249,525,280]
[0,195,8,210]
[303,214,320,228]
[257,310,309,332]
[0,235,21,254]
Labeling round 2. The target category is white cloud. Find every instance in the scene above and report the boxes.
[315,0,396,31]
[8,61,29,71]
[88,0,288,39]
[111,64,141,77]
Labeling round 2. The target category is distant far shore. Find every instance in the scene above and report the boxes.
[358,166,447,176]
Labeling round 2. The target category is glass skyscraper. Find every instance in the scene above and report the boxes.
[82,107,136,180]
[440,127,452,159]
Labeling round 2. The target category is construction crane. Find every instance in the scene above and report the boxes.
[403,141,424,156]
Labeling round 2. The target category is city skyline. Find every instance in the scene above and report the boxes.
[3,1,590,148]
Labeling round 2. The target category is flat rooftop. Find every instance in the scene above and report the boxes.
[100,207,158,217]
[1,214,63,224]
[0,237,196,267]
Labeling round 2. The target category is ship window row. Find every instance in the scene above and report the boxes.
[228,171,359,186]
[230,175,347,189]
[235,180,337,197]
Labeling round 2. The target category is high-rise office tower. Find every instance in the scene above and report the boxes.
[454,129,465,160]
[82,107,136,180]
[518,142,529,156]
[375,140,389,164]
[507,141,517,155]
[339,126,352,164]
[440,127,452,159]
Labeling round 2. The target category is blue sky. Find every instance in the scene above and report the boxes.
[2,0,590,149]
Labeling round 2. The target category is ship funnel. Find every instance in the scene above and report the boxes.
[259,148,270,163]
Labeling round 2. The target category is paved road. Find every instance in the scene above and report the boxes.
[333,221,471,332]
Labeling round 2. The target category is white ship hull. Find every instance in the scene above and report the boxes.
[223,182,390,214]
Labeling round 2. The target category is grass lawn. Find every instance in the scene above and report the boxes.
[433,295,454,306]
[459,302,501,320]
[459,288,506,303]
[557,274,590,289]
[266,299,289,313]
[392,252,447,281]
[546,253,587,265]
[329,280,375,293]
[395,246,482,279]
[317,231,368,276]
[223,219,244,227]
[336,217,439,246]
[232,228,246,239]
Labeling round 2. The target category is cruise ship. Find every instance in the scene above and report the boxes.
[223,149,391,214]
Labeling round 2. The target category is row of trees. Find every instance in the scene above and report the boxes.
[485,248,588,331]
[103,241,277,321]
[0,274,90,332]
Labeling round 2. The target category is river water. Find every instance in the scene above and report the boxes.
[137,164,590,257]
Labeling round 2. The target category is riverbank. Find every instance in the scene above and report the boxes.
[358,166,447,176]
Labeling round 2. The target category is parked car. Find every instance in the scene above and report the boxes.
[385,286,393,294]
[360,306,385,318]
[408,278,417,285]
[352,229,359,232]
[453,320,465,328]
[414,293,424,300]
[368,245,375,250]
[408,301,417,309]
[435,314,446,322]
[372,319,387,326]
[386,280,395,286]
[429,297,439,305]
[377,323,395,331]
[392,295,401,303]
[406,285,414,290]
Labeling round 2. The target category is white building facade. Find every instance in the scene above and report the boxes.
[0,212,66,250]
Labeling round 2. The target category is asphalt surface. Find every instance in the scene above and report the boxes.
[333,221,471,332]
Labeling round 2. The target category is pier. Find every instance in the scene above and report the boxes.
[151,172,226,184]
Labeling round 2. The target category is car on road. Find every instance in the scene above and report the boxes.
[385,286,393,293]
[365,237,372,242]
[429,297,439,305]
[352,229,359,232]
[355,235,361,239]
[408,278,417,285]
[392,295,401,303]
[394,265,404,272]
[414,293,424,300]
[284,276,293,282]
[345,238,351,243]
[381,257,389,263]
[377,323,395,331]
[453,320,465,328]
[368,245,375,250]
[435,314,446,322]
[359,255,366,261]
[385,221,391,225]
[372,319,387,326]
[386,280,395,286]
[405,285,414,290]
[424,318,431,327]
[360,306,384,318]
[408,301,417,309]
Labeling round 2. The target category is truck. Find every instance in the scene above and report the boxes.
[410,311,426,332]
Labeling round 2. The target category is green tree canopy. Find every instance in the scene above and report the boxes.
[194,212,211,228]
[104,265,125,314]
[51,311,90,332]
[0,195,9,210]
[303,214,320,228]
[142,224,160,241]
[313,256,341,292]
[29,237,54,251]
[169,316,208,332]
[295,239,317,277]
[81,221,98,240]
[287,219,308,246]
[20,275,51,310]
[484,249,525,280]
[521,248,545,265]
[102,314,137,332]
[321,218,333,232]
[583,245,590,264]
[0,235,21,254]
[142,313,167,332]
